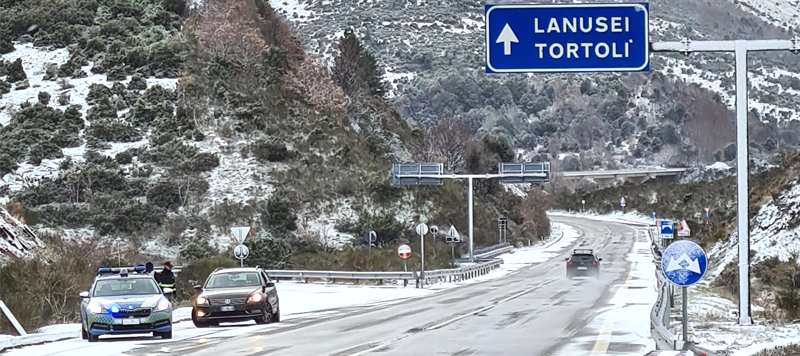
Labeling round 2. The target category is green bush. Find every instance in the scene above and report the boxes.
[85,119,143,143]
[243,232,294,269]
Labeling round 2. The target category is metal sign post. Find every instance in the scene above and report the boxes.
[620,197,626,213]
[661,240,708,348]
[364,230,377,249]
[446,225,461,261]
[398,244,412,287]
[234,245,249,268]
[415,223,428,287]
[498,217,507,243]
[392,162,550,263]
[581,199,585,212]
[652,37,800,326]
[230,226,251,268]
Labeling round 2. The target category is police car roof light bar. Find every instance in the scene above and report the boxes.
[96,266,146,276]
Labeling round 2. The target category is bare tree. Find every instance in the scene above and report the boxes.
[413,118,471,173]
[655,145,680,166]
[517,188,554,240]
[197,0,267,68]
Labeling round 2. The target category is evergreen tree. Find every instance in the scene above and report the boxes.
[331,28,385,98]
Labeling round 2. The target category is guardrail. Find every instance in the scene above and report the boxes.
[125,254,505,288]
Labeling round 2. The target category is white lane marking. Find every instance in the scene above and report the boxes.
[346,343,391,356]
[589,255,639,355]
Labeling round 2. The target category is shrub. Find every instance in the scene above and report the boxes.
[251,139,293,162]
[243,232,294,269]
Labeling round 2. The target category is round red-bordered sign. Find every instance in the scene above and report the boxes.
[397,244,411,259]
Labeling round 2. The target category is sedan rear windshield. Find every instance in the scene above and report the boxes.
[570,254,596,262]
[204,272,262,289]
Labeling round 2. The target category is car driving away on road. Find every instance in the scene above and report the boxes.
[565,248,602,278]
[192,267,280,327]
[79,266,174,342]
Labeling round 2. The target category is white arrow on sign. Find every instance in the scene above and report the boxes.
[496,23,518,55]
[666,253,701,274]
[230,226,251,244]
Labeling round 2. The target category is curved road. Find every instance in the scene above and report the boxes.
[124,216,651,356]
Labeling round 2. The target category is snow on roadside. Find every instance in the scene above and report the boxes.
[428,222,579,287]
[548,210,654,226]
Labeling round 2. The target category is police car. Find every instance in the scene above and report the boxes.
[79,266,173,342]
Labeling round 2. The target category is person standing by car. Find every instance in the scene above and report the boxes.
[144,262,154,276]
[158,262,176,297]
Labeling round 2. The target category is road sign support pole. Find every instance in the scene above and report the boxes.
[393,163,549,263]
[682,286,689,342]
[468,177,474,263]
[420,230,425,287]
[652,37,800,325]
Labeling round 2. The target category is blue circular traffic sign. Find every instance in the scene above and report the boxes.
[661,240,707,287]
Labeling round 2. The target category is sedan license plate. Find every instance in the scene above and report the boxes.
[577,267,588,270]
[122,318,140,325]
[220,306,235,312]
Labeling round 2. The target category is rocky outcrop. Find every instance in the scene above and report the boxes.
[0,207,44,259]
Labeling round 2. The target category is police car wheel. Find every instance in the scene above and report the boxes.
[81,326,87,340]
[87,333,99,342]
[159,330,172,339]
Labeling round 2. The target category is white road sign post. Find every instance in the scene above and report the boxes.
[230,226,251,268]
[662,240,708,344]
[392,162,550,263]
[652,37,800,326]
[446,225,461,260]
[416,223,428,287]
[398,244,411,274]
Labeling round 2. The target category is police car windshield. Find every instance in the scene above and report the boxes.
[204,272,262,289]
[93,278,161,297]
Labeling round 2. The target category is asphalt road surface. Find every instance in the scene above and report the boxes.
[127,216,650,356]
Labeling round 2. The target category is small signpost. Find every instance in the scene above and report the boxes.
[677,220,691,237]
[620,197,627,212]
[581,199,585,212]
[398,244,411,269]
[498,217,508,243]
[230,226,251,268]
[704,208,710,220]
[661,240,708,344]
[364,230,377,249]
[659,219,674,240]
[651,211,657,224]
[446,225,460,260]
[416,223,429,287]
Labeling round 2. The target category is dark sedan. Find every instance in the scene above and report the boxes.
[192,267,280,327]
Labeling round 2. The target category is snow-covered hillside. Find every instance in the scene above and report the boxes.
[709,182,800,276]
[0,206,43,258]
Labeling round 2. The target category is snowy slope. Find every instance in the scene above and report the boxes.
[709,182,800,277]
[0,206,43,258]
[0,42,361,253]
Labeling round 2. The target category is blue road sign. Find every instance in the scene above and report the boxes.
[659,219,674,235]
[651,212,656,218]
[661,240,707,287]
[484,3,650,73]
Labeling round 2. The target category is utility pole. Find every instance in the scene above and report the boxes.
[652,37,800,326]
[392,162,550,262]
